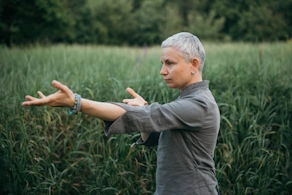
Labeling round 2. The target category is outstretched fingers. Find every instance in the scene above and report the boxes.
[22,80,73,107]
[22,93,49,106]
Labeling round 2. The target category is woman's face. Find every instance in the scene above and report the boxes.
[160,47,198,91]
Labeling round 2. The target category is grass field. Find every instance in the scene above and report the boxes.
[0,42,292,194]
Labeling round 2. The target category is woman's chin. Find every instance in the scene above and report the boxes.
[166,83,176,89]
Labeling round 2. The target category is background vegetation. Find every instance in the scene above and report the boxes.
[1,0,292,194]
[0,42,292,194]
[1,0,292,46]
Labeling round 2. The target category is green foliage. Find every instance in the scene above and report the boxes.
[211,0,292,41]
[160,5,184,39]
[0,0,76,45]
[127,0,166,45]
[0,43,292,194]
[90,0,132,45]
[237,6,287,41]
[188,10,226,40]
[204,42,292,194]
[1,0,292,45]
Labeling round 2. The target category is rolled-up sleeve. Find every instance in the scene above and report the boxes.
[103,97,209,136]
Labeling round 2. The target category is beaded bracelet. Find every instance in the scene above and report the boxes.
[68,93,81,115]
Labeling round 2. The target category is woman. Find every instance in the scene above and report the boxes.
[22,32,220,195]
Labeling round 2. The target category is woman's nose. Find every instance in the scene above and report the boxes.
[160,65,167,75]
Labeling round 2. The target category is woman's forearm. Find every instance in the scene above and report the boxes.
[80,98,126,121]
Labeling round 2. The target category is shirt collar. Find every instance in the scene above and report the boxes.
[180,80,209,97]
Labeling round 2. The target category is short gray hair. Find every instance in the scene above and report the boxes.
[161,32,206,71]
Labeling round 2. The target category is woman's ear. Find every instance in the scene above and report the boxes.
[191,58,200,71]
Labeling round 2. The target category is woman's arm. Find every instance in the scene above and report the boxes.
[80,99,125,121]
[80,98,126,121]
[22,80,126,121]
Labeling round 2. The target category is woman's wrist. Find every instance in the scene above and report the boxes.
[68,93,82,114]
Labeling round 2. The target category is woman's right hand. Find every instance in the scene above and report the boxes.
[123,88,147,106]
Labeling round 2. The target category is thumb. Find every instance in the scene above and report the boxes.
[52,80,62,88]
[52,80,71,94]
[126,87,139,98]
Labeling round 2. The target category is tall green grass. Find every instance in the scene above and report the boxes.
[0,42,291,194]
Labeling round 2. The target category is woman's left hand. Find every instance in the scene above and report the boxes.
[22,80,75,108]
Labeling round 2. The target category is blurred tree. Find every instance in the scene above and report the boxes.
[131,0,145,11]
[176,0,193,26]
[187,10,226,40]
[91,0,132,45]
[163,0,225,40]
[0,0,291,45]
[127,0,166,45]
[268,0,292,40]
[0,0,75,45]
[211,0,291,41]
[160,4,184,39]
[211,0,248,40]
[238,5,286,41]
[61,0,88,43]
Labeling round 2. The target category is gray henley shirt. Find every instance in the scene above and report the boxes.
[104,80,220,195]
